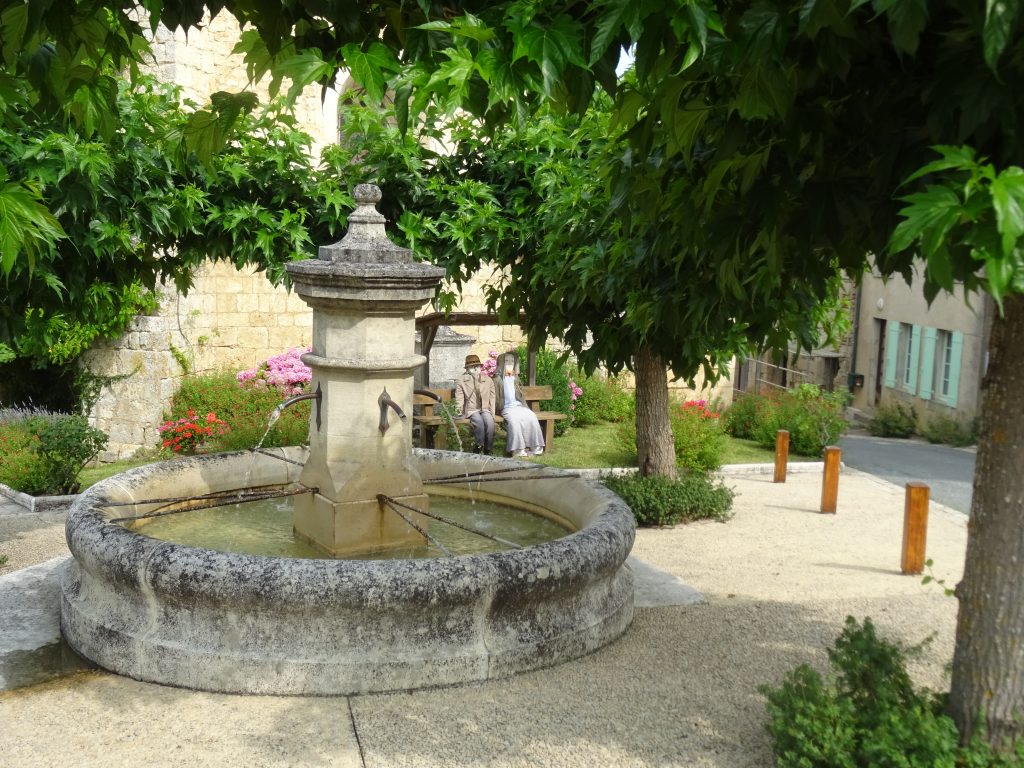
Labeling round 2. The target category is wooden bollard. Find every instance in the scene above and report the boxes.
[820,446,841,514]
[773,430,789,483]
[901,482,930,574]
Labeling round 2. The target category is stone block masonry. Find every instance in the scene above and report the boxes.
[82,263,312,461]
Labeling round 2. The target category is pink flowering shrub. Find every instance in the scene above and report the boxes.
[158,409,229,454]
[237,348,312,395]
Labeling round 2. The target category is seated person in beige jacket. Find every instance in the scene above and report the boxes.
[454,354,496,454]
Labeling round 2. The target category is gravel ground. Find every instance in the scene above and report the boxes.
[0,468,967,767]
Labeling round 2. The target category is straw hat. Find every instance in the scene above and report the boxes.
[464,354,482,368]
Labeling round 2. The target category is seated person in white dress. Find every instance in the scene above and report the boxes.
[493,352,545,457]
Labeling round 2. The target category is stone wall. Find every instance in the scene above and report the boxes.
[83,263,314,460]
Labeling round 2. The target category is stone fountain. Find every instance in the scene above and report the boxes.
[60,185,635,695]
[286,184,443,555]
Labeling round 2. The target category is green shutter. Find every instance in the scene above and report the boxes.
[906,325,922,393]
[883,322,900,388]
[918,328,937,400]
[942,331,964,407]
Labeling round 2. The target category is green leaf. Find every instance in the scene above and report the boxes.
[341,42,400,104]
[925,246,956,293]
[889,185,963,253]
[0,176,65,276]
[878,0,929,54]
[983,0,1021,71]
[985,252,1014,309]
[0,3,28,67]
[734,61,793,120]
[990,168,1024,257]
[589,0,628,66]
[799,0,843,37]
[902,145,977,186]
[511,15,586,98]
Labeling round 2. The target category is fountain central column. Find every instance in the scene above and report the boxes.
[285,184,445,555]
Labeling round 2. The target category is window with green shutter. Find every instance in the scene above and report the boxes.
[883,322,900,388]
[905,325,921,393]
[938,331,963,407]
[919,327,937,400]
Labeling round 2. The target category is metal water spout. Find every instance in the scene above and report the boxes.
[272,383,323,431]
[377,387,407,435]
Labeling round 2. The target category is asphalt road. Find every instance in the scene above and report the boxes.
[838,431,976,514]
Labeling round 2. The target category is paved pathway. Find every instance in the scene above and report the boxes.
[0,468,968,768]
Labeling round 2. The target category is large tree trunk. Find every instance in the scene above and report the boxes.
[949,294,1024,747]
[634,344,676,479]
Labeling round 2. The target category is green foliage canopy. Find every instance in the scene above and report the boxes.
[0,69,348,366]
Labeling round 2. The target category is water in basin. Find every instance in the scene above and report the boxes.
[129,493,571,559]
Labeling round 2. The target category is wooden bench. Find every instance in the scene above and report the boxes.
[413,384,568,453]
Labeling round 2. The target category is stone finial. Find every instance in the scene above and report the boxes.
[353,183,382,204]
[318,183,410,263]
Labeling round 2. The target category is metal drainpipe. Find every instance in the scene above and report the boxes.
[849,281,862,396]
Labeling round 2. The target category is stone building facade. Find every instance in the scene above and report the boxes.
[847,268,992,426]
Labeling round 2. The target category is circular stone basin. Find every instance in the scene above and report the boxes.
[61,448,635,695]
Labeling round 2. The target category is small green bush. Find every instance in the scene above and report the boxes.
[752,384,849,456]
[165,371,310,452]
[761,616,1024,768]
[0,420,50,493]
[571,369,635,426]
[869,401,918,438]
[723,393,769,440]
[922,413,977,447]
[602,472,734,526]
[0,412,108,495]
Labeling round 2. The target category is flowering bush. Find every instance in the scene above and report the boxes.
[158,409,229,454]
[165,372,309,452]
[671,399,726,473]
[236,348,312,395]
[615,396,726,473]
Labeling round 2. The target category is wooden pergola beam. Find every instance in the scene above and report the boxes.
[415,312,539,385]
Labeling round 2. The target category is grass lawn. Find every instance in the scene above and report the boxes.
[78,457,160,490]
[523,422,818,469]
[521,421,636,469]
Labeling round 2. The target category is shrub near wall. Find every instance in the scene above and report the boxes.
[165,371,310,452]
[570,369,634,426]
[743,385,848,456]
[0,410,108,495]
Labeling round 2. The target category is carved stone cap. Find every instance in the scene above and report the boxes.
[318,183,411,264]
